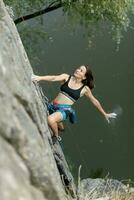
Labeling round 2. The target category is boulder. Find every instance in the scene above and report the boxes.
[78,178,134,200]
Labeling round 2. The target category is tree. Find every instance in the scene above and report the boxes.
[5,0,134,44]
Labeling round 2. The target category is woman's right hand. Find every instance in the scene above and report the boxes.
[31,75,41,82]
[104,112,117,123]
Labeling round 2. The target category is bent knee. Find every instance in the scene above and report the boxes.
[48,112,63,124]
[48,116,55,125]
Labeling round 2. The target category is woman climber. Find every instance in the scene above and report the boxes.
[32,65,117,141]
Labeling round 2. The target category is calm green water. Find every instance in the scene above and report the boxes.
[18,9,134,181]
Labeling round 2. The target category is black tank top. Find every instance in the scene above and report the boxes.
[60,75,85,102]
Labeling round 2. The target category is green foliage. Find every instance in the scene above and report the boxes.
[4,0,52,17]
[63,0,134,26]
[63,0,134,45]
[4,0,134,46]
[5,0,134,27]
[4,0,51,65]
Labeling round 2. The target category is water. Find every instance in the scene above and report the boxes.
[18,8,134,181]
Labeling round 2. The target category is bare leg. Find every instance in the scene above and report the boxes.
[58,122,65,132]
[49,122,59,137]
[48,112,63,137]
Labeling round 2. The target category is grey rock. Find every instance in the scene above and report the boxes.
[0,0,75,199]
[52,136,77,198]
[0,135,46,200]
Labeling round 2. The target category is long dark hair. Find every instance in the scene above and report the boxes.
[82,65,95,90]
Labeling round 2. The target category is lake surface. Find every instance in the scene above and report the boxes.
[18,8,134,181]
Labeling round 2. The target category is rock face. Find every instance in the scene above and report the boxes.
[0,0,75,199]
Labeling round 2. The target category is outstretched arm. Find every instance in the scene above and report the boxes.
[32,73,69,82]
[84,86,117,123]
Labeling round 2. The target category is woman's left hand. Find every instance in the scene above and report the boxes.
[31,74,41,82]
[105,113,117,123]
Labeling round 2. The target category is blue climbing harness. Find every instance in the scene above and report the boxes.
[47,102,77,124]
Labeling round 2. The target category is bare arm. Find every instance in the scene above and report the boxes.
[84,86,117,123]
[32,73,69,82]
[84,86,106,116]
